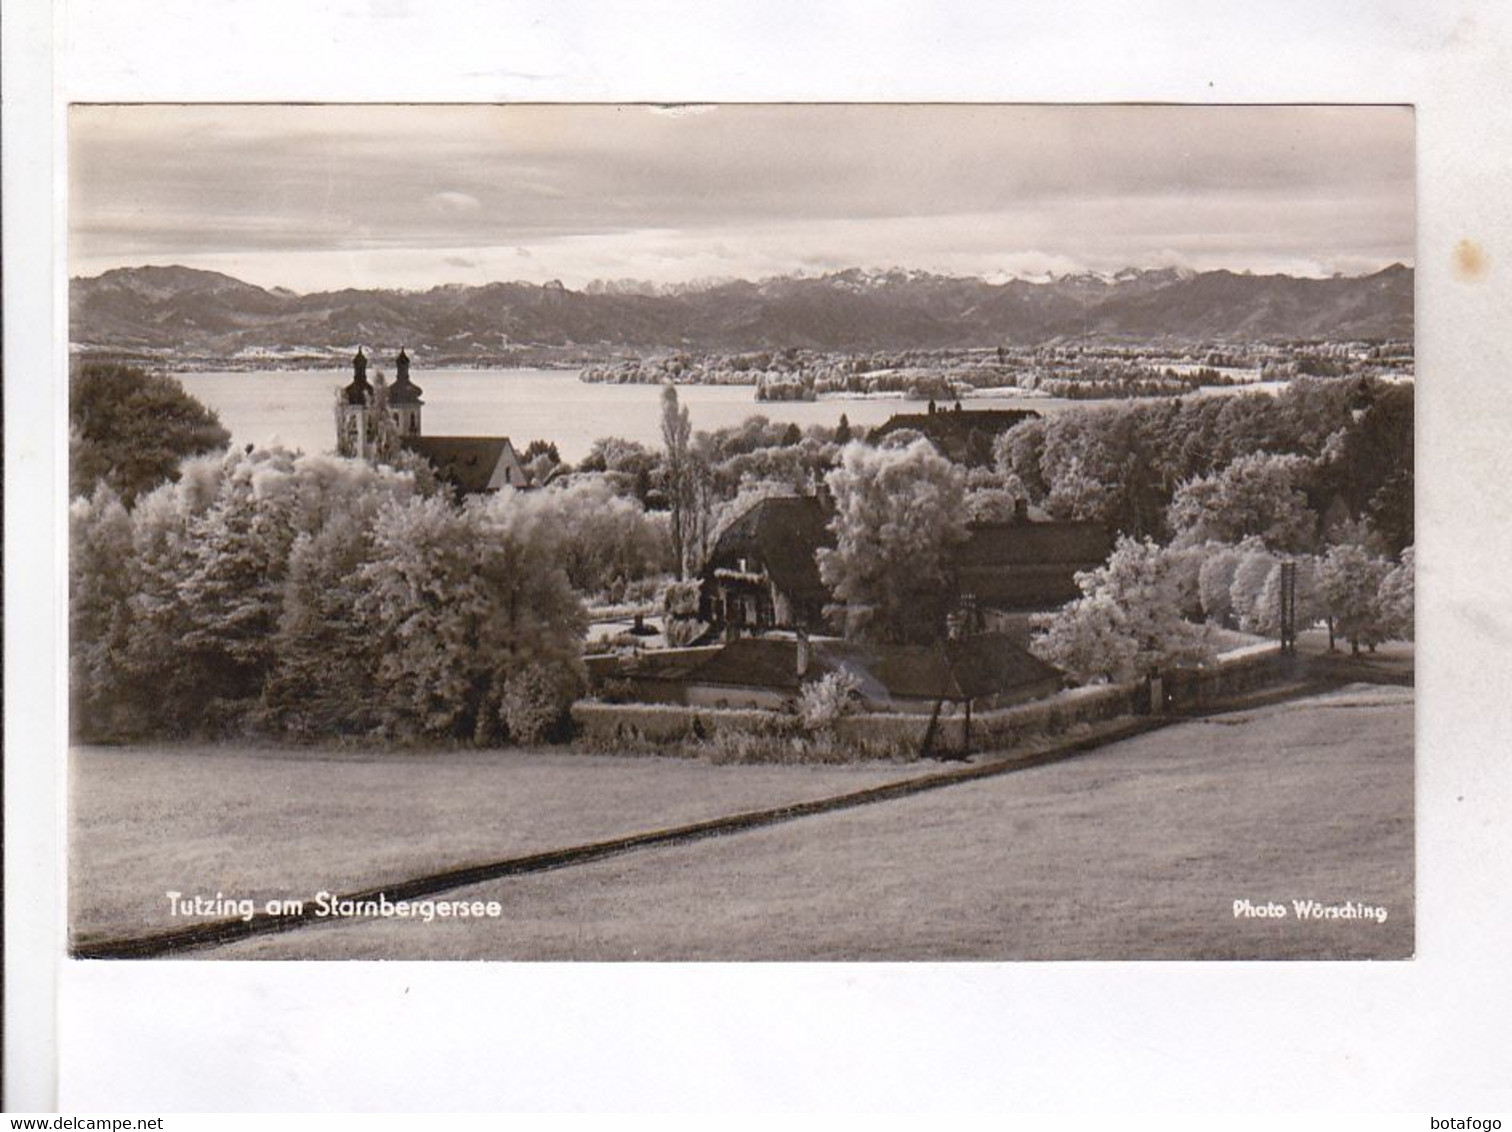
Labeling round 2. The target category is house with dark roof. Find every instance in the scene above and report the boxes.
[953,519,1109,608]
[589,633,1063,714]
[698,493,1111,642]
[336,347,528,496]
[869,403,1040,465]
[698,495,834,634]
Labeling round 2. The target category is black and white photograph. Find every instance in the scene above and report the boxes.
[64,102,1418,963]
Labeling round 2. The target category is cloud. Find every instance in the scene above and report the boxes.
[69,105,1414,291]
[424,191,482,215]
[443,255,476,268]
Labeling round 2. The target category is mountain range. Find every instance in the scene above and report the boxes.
[70,263,1414,360]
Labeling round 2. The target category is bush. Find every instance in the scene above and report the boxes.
[663,579,703,618]
[498,663,577,745]
[664,617,708,647]
[797,670,863,732]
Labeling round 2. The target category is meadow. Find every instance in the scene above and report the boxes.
[71,682,1413,960]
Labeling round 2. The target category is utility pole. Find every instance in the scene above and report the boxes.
[1279,559,1298,656]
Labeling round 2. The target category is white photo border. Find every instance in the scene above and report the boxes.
[7,0,1512,1113]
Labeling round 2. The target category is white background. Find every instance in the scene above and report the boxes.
[6,0,1512,1113]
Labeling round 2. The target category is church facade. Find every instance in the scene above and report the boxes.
[336,347,527,495]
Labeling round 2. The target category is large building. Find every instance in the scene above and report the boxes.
[868,403,1040,465]
[336,347,527,495]
[698,493,1111,642]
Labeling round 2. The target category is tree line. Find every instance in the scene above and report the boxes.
[1016,381,1414,681]
[69,361,1414,746]
[71,446,679,743]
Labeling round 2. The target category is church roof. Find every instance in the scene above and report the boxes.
[401,436,519,494]
[871,407,1040,439]
[342,347,371,404]
[390,347,424,403]
[341,378,370,404]
[389,373,424,403]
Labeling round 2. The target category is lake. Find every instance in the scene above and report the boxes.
[176,367,1107,462]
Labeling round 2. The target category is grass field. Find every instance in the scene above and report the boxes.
[69,681,1412,961]
[68,745,925,943]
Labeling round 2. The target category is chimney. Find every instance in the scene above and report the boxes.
[796,630,811,678]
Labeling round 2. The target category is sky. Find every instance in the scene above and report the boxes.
[69,104,1415,293]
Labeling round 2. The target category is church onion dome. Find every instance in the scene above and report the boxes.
[343,346,372,404]
[390,346,424,403]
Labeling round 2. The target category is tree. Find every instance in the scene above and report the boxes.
[661,384,694,578]
[877,427,928,451]
[1319,383,1414,554]
[536,475,672,595]
[263,457,421,737]
[580,436,661,507]
[520,439,564,488]
[70,361,231,504]
[817,439,968,643]
[834,413,852,445]
[1317,543,1393,655]
[69,485,135,738]
[364,369,403,465]
[1030,592,1138,686]
[1196,542,1246,625]
[994,418,1049,502]
[991,380,1373,540]
[1157,541,1207,622]
[1043,455,1113,523]
[359,495,496,739]
[264,511,381,737]
[1032,536,1213,684]
[965,484,1026,524]
[1378,546,1415,641]
[521,439,561,464]
[1250,555,1324,639]
[361,492,587,742]
[1229,542,1280,634]
[176,447,300,724]
[1167,452,1316,551]
[117,452,231,733]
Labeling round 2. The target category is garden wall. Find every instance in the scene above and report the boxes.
[570,701,789,755]
[570,642,1287,761]
[1164,642,1285,710]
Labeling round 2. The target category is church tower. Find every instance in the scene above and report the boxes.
[388,347,424,438]
[336,346,373,458]
[335,346,427,458]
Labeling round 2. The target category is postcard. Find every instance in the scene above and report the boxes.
[10,2,1511,1114]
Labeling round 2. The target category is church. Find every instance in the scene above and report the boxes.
[336,347,529,495]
